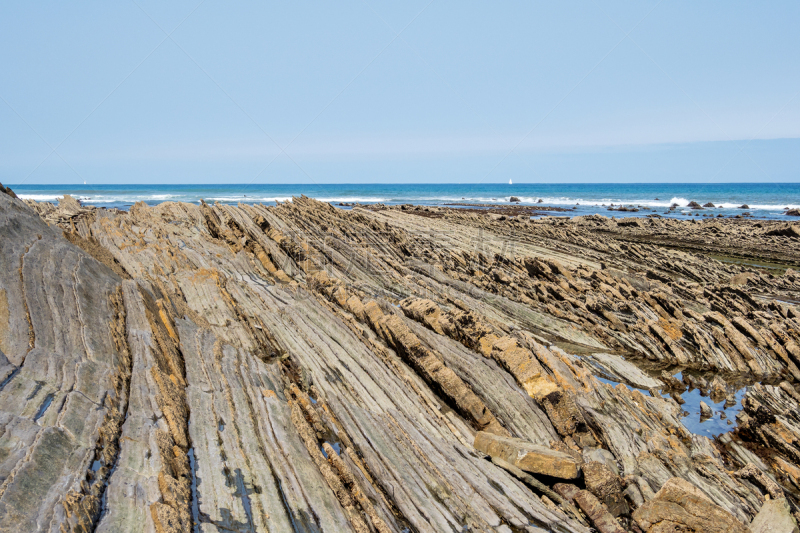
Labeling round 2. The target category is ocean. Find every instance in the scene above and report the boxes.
[9,182,800,220]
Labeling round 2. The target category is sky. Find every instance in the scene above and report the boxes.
[1,1,799,185]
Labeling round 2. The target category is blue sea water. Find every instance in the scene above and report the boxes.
[9,182,800,220]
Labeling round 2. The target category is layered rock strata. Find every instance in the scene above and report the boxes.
[1,188,800,532]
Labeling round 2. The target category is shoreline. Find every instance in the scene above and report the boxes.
[2,184,800,531]
[8,182,800,222]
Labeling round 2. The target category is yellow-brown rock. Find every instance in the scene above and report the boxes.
[474,431,582,479]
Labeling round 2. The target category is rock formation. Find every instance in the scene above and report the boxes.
[2,187,800,532]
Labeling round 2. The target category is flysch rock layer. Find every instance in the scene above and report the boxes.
[1,187,800,532]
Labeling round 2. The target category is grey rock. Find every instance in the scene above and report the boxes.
[749,498,798,533]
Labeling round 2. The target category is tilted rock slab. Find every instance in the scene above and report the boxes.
[473,431,582,479]
[633,477,749,533]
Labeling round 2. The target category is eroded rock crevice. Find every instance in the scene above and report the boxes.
[60,286,133,532]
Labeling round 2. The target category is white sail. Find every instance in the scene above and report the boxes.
[509,179,512,185]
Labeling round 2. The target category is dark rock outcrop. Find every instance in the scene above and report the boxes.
[0,182,16,198]
[766,224,800,238]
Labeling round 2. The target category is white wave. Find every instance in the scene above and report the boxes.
[81,197,126,203]
[585,198,799,210]
[438,195,799,210]
[515,196,584,205]
[204,195,390,203]
[714,203,800,210]
[419,195,611,206]
[206,196,296,202]
[587,197,690,208]
[206,196,391,203]
[16,194,62,201]
[81,194,182,203]
[15,190,800,213]
[316,197,389,203]
[667,197,691,207]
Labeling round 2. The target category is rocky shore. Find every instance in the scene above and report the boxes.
[2,186,800,532]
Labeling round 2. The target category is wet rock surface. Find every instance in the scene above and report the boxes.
[2,190,800,531]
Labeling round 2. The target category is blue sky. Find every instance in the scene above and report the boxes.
[1,1,798,184]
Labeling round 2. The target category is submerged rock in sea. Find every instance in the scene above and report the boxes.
[700,401,714,420]
[3,190,800,532]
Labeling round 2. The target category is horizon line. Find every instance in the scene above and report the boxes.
[5,181,800,186]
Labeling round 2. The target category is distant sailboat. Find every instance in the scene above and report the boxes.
[509,179,512,185]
